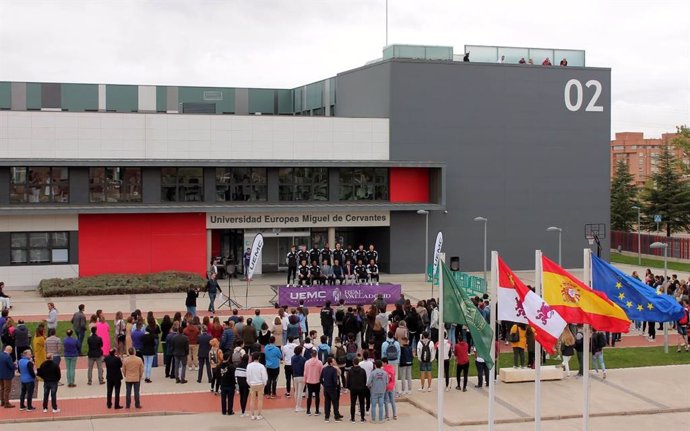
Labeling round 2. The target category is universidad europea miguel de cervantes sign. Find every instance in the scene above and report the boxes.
[206,211,390,228]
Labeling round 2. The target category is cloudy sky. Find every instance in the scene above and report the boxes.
[1,0,688,137]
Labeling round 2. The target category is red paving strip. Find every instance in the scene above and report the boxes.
[1,387,339,423]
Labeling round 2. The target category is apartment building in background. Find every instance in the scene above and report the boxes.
[610,132,684,187]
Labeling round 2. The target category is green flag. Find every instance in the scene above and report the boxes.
[442,262,494,369]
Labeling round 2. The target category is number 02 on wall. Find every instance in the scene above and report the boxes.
[564,79,604,112]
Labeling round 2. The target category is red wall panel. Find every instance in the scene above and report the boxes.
[79,213,207,277]
[389,168,430,203]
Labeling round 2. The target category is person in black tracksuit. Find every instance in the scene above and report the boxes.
[320,357,342,422]
[286,246,298,285]
[355,246,367,266]
[344,245,355,266]
[332,244,344,269]
[348,358,367,422]
[354,260,368,284]
[365,245,378,264]
[298,262,311,286]
[320,302,335,346]
[320,245,332,265]
[309,247,321,267]
[309,261,322,285]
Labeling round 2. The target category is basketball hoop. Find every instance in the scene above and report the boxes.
[586,235,595,245]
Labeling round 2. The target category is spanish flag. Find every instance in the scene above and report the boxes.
[542,255,630,333]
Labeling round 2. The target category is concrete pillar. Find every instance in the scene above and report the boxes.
[328,227,336,249]
[206,230,213,269]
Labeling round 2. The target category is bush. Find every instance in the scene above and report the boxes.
[38,271,206,297]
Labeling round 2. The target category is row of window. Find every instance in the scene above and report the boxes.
[8,167,390,203]
[10,232,69,265]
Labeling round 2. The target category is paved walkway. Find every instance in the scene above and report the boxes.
[2,365,689,428]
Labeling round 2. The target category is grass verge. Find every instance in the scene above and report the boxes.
[610,253,690,273]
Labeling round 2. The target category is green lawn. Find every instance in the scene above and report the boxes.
[610,253,690,273]
[409,346,690,379]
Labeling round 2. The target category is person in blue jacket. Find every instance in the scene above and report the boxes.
[0,346,17,408]
[18,349,36,411]
[263,336,282,398]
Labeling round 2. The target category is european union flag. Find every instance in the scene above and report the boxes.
[591,255,684,322]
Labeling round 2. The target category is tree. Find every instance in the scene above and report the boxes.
[641,144,690,236]
[610,160,639,231]
[671,124,690,174]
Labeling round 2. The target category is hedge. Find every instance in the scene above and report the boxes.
[38,271,206,297]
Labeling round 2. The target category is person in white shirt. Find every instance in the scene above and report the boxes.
[281,336,299,398]
[436,333,452,391]
[497,55,505,63]
[246,352,268,420]
[358,350,375,412]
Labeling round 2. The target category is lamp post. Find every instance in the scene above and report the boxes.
[546,226,563,265]
[473,216,488,282]
[632,206,641,266]
[650,241,668,353]
[417,210,430,281]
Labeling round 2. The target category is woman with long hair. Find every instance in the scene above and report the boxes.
[160,315,173,377]
[560,326,576,377]
[146,312,161,367]
[115,311,126,355]
[210,316,223,341]
[271,317,283,347]
[95,315,111,356]
[33,324,47,369]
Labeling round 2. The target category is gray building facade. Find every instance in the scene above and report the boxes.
[337,59,611,272]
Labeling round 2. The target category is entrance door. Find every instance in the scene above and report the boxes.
[262,237,280,272]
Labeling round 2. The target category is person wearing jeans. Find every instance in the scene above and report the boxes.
[246,352,268,420]
[63,330,79,387]
[367,360,387,424]
[37,353,61,413]
[290,345,306,411]
[18,350,36,410]
[197,327,213,384]
[591,330,607,379]
[264,337,282,398]
[206,274,221,313]
[381,358,397,420]
[122,347,144,409]
[141,330,156,383]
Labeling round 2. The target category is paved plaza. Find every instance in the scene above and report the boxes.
[2,263,689,429]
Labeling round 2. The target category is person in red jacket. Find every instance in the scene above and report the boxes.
[454,338,469,391]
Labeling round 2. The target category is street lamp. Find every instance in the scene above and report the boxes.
[417,210,430,281]
[650,241,668,353]
[546,226,563,265]
[632,206,641,266]
[473,216,488,282]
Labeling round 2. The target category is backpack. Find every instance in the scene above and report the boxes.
[420,340,432,363]
[678,309,689,326]
[231,349,242,366]
[385,341,399,361]
[335,309,345,324]
[345,340,358,362]
[318,345,329,363]
[594,333,607,350]
[509,329,520,343]
[335,345,347,365]
[303,346,313,359]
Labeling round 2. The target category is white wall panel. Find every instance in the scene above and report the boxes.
[0,215,79,232]
[0,111,390,161]
[0,265,79,288]
[137,86,156,112]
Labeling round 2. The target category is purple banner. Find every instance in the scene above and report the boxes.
[277,284,402,307]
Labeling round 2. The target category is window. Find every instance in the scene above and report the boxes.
[339,168,389,201]
[89,168,142,203]
[162,167,203,202]
[216,168,267,202]
[10,167,69,203]
[10,232,69,265]
[278,168,328,201]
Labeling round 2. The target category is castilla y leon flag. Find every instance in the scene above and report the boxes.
[542,255,630,333]
[498,256,567,354]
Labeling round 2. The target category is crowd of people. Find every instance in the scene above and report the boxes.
[462,52,570,66]
[1,266,689,420]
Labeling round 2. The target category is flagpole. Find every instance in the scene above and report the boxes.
[488,251,498,431]
[437,253,445,431]
[534,250,543,431]
[582,248,592,431]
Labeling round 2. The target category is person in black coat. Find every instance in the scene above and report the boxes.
[104,349,123,409]
[87,327,104,385]
[37,354,61,412]
[320,357,343,422]
[348,358,367,422]
[218,355,236,415]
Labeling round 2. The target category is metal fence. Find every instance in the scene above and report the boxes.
[611,230,690,259]
[427,265,487,297]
